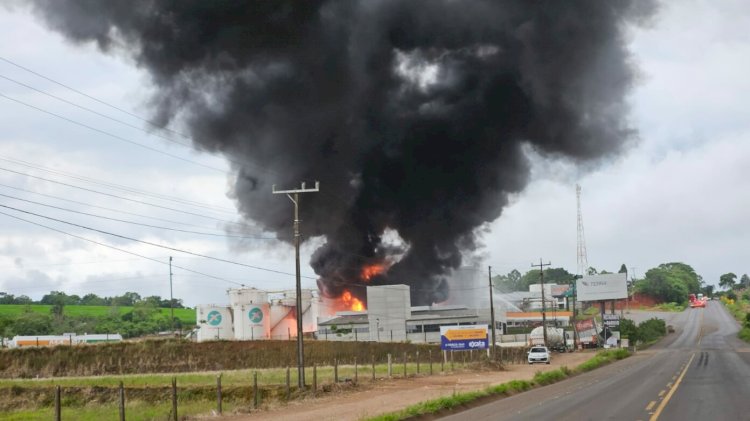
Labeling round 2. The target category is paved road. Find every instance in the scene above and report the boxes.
[440,301,750,421]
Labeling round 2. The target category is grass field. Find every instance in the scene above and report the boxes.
[0,304,195,325]
[0,361,477,419]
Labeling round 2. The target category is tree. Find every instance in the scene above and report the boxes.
[719,273,737,290]
[493,269,523,292]
[520,267,575,291]
[741,274,750,289]
[618,264,628,275]
[587,267,598,276]
[634,262,702,304]
[80,293,106,306]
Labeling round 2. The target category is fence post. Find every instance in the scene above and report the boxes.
[285,366,291,400]
[450,351,454,371]
[171,377,177,421]
[354,357,358,383]
[371,355,376,381]
[429,350,433,375]
[313,364,317,396]
[416,351,420,374]
[216,374,222,414]
[118,381,125,421]
[253,371,259,409]
[403,352,407,378]
[334,358,339,383]
[387,353,392,378]
[54,385,61,421]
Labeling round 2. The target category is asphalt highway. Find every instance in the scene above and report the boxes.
[440,301,750,421]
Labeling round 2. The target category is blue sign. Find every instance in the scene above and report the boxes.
[207,310,222,326]
[439,325,489,351]
[248,307,264,323]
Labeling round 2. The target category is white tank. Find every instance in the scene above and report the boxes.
[228,288,268,307]
[270,302,297,340]
[277,289,319,335]
[196,305,233,342]
[233,302,271,340]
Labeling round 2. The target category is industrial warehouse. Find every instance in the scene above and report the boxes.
[194,284,506,344]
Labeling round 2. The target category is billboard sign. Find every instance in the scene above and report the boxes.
[603,314,620,328]
[576,273,628,302]
[440,325,488,351]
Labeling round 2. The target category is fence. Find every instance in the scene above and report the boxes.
[6,347,528,419]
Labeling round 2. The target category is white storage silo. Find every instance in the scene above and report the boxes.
[196,305,233,342]
[228,288,270,340]
[277,289,319,335]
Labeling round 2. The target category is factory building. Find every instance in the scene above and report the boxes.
[194,287,320,342]
[317,284,507,343]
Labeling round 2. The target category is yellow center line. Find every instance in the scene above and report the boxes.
[698,309,705,345]
[646,401,657,411]
[666,382,672,388]
[649,353,695,421]
[658,390,666,397]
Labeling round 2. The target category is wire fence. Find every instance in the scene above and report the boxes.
[6,347,529,420]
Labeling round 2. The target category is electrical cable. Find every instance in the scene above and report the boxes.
[0,192,277,240]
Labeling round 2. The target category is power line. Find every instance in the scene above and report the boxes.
[0,155,236,213]
[0,192,277,240]
[0,208,251,287]
[0,55,190,139]
[0,182,247,233]
[0,166,253,228]
[0,202,311,279]
[0,91,227,173]
[0,73,194,149]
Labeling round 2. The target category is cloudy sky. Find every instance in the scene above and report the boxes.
[0,1,747,307]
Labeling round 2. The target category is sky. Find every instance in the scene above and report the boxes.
[0,1,747,307]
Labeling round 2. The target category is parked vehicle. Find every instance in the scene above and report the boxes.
[528,326,568,352]
[528,346,551,364]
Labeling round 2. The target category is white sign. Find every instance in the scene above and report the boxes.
[576,273,627,302]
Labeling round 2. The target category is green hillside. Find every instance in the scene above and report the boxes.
[0,305,195,325]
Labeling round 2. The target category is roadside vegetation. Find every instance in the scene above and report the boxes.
[719,293,750,343]
[369,349,630,421]
[616,318,667,347]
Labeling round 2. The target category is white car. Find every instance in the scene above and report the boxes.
[528,346,551,364]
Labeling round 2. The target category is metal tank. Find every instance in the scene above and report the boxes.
[228,288,270,340]
[274,289,319,336]
[196,305,234,342]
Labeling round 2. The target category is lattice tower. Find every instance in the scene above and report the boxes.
[576,184,589,276]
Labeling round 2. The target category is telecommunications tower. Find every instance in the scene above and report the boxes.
[576,184,589,276]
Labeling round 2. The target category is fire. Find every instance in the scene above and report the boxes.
[361,264,386,282]
[341,290,365,311]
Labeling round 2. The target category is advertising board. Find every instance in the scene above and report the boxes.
[576,273,628,302]
[440,325,488,351]
[603,314,620,328]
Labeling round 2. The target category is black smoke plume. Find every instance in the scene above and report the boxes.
[26,1,655,305]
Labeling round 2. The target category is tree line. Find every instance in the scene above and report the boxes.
[492,261,720,305]
[0,291,184,309]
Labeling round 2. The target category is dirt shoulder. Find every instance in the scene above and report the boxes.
[215,351,596,421]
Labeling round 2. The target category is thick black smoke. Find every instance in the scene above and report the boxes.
[26,1,655,305]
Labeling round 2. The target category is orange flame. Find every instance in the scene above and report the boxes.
[341,290,365,311]
[361,264,386,282]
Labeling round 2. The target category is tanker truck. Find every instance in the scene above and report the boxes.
[528,326,569,352]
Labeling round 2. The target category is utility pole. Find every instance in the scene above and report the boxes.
[532,259,551,347]
[488,266,497,360]
[273,181,319,389]
[169,256,175,335]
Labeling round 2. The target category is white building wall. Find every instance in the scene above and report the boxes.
[367,284,410,342]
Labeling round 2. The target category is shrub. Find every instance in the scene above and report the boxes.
[637,318,666,343]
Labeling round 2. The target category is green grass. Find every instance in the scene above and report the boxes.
[0,305,195,325]
[368,349,630,421]
[0,361,463,390]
